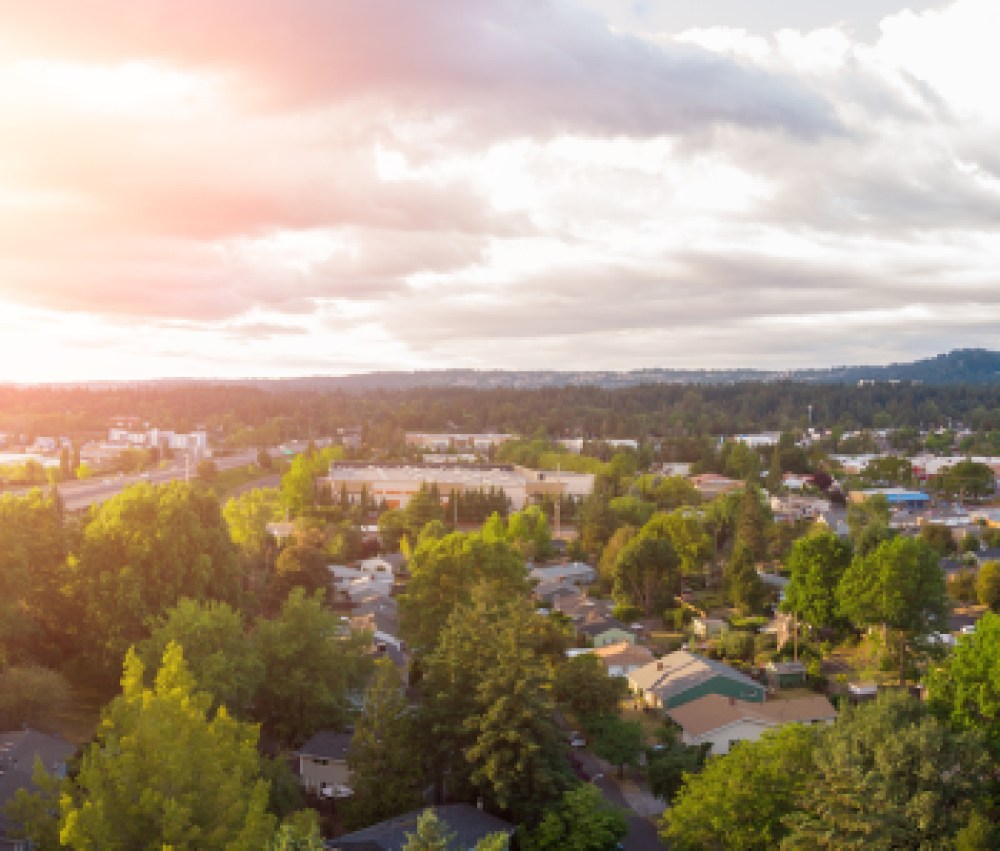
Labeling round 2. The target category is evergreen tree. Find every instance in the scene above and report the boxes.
[345,659,424,829]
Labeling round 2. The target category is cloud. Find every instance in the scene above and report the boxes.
[0,1,998,379]
[5,1,839,138]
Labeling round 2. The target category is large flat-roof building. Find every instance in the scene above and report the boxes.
[404,432,515,452]
[321,463,594,510]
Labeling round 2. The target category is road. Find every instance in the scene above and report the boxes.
[6,450,261,511]
[572,747,668,851]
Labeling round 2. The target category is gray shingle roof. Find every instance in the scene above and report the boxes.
[296,731,352,761]
[629,650,762,702]
[328,804,513,850]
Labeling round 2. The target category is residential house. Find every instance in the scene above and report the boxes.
[592,641,654,677]
[577,616,636,648]
[689,473,742,499]
[552,593,614,624]
[667,693,837,755]
[770,494,831,523]
[329,804,515,850]
[296,731,352,797]
[0,730,75,851]
[528,561,596,587]
[628,650,766,710]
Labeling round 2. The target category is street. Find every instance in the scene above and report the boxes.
[6,450,260,511]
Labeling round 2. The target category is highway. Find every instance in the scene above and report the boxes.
[6,450,260,511]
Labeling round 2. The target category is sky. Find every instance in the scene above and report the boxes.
[1,0,998,382]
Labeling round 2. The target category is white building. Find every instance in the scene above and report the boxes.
[667,693,837,755]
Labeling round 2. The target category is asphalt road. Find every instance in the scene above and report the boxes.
[572,747,668,851]
[6,450,261,511]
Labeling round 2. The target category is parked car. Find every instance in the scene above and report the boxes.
[568,731,586,748]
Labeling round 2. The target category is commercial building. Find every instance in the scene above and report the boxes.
[848,487,930,510]
[404,432,514,452]
[321,463,594,511]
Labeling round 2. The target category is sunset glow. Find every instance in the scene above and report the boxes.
[1,0,998,382]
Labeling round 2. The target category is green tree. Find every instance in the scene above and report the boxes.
[837,537,947,684]
[646,739,709,803]
[928,612,1000,759]
[0,489,66,662]
[345,659,424,829]
[644,509,712,577]
[402,809,457,851]
[724,544,765,615]
[612,531,680,617]
[608,495,655,530]
[67,482,243,673]
[662,723,819,850]
[0,664,71,730]
[223,487,283,560]
[938,460,994,500]
[378,508,409,552]
[553,654,627,720]
[976,560,1000,611]
[588,715,643,778]
[920,523,957,556]
[783,694,990,849]
[733,486,769,562]
[399,532,528,654]
[846,494,892,556]
[597,524,638,591]
[4,757,66,850]
[522,784,629,851]
[267,544,330,613]
[781,529,852,631]
[58,643,275,850]
[268,811,325,850]
[254,588,370,746]
[140,598,262,718]
[465,625,570,824]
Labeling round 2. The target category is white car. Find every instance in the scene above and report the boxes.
[568,732,586,748]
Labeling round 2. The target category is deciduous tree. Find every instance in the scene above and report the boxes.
[58,643,276,850]
[781,529,852,631]
[837,537,947,684]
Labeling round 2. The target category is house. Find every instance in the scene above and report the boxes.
[329,804,515,850]
[0,730,75,851]
[765,661,807,689]
[532,579,583,607]
[689,473,742,498]
[296,731,352,797]
[592,641,655,677]
[528,561,595,587]
[628,651,765,710]
[359,553,406,579]
[666,693,837,755]
[577,617,636,648]
[552,593,614,624]
[770,495,831,523]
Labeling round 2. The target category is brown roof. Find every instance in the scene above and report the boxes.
[592,641,654,666]
[667,693,837,738]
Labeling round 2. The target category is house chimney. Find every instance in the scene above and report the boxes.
[656,661,664,671]
[729,696,735,706]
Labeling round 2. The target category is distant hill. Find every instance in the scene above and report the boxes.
[37,348,1000,391]
[234,348,1000,391]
